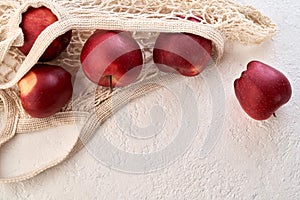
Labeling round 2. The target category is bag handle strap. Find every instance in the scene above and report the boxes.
[0,89,19,147]
[0,75,175,183]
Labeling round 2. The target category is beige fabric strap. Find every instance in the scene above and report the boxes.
[16,112,89,133]
[0,74,178,183]
[0,89,19,147]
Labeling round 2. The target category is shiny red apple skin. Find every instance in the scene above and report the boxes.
[80,30,143,87]
[18,6,72,61]
[18,64,73,118]
[234,61,292,120]
[153,32,212,76]
[153,16,212,76]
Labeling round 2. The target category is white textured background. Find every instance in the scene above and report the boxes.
[1,0,300,199]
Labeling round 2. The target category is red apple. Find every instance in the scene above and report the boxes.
[80,30,143,87]
[234,61,292,120]
[18,64,73,118]
[153,18,212,76]
[18,6,72,61]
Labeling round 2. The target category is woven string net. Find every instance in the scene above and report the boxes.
[0,0,276,182]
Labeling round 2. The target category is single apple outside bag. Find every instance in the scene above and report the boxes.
[234,61,292,120]
[0,0,277,182]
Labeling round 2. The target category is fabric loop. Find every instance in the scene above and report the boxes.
[0,89,19,147]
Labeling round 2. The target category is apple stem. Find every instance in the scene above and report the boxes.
[273,113,277,118]
[109,75,113,93]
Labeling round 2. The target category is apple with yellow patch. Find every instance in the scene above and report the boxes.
[18,64,73,118]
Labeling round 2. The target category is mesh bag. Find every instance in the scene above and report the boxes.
[0,0,276,182]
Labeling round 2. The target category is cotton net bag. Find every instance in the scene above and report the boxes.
[0,0,276,182]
